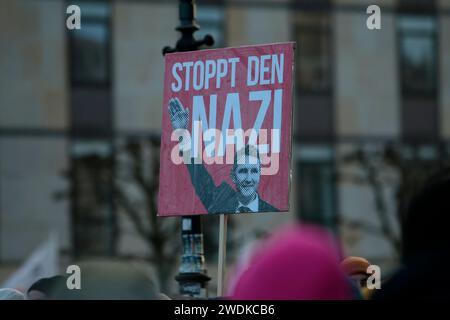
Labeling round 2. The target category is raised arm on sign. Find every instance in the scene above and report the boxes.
[168,97,227,213]
[168,98,189,130]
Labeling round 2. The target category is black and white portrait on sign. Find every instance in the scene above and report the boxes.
[168,98,279,214]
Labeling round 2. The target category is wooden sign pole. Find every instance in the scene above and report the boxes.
[217,214,228,297]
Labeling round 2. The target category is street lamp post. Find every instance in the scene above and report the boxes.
[163,0,214,298]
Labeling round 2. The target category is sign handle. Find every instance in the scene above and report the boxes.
[217,214,228,297]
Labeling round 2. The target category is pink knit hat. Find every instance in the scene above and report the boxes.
[230,224,352,300]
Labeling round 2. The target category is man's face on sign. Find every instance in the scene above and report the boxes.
[231,155,261,199]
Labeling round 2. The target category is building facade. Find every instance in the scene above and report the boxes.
[1,0,450,285]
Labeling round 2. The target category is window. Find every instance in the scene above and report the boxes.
[398,12,438,140]
[68,1,112,137]
[294,11,334,140]
[67,1,115,256]
[398,15,437,97]
[69,1,111,86]
[71,140,116,257]
[297,146,336,230]
[295,13,332,94]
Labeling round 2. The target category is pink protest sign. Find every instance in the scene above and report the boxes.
[158,42,295,216]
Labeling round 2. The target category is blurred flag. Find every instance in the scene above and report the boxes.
[1,234,59,293]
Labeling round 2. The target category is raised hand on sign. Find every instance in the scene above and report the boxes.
[168,98,189,130]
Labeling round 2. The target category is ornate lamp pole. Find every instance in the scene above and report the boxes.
[163,0,214,298]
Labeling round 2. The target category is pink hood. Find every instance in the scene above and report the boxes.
[230,224,352,300]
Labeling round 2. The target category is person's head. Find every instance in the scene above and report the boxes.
[402,167,450,262]
[0,288,25,300]
[229,224,352,300]
[56,260,161,300]
[231,145,261,202]
[340,256,371,288]
[27,275,67,300]
[340,256,372,299]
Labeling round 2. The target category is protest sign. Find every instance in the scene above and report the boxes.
[158,42,295,216]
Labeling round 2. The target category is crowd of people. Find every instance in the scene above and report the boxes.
[1,167,449,300]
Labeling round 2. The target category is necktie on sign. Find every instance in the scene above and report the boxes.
[238,206,252,213]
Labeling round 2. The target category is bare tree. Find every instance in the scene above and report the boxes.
[339,142,449,256]
[58,137,180,292]
[114,137,180,292]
